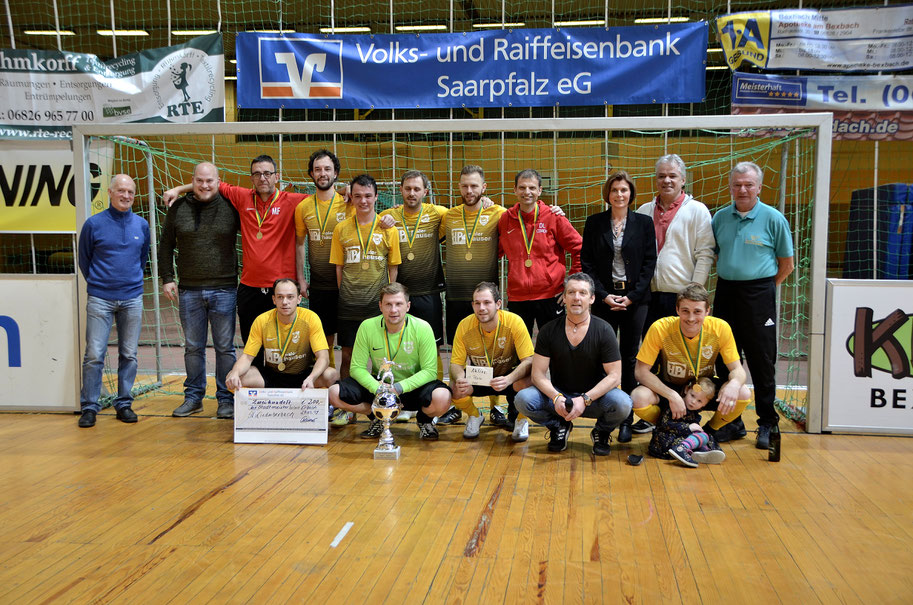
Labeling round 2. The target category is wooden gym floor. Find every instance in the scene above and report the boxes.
[1,376,912,604]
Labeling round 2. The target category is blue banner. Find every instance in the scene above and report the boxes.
[236,25,707,109]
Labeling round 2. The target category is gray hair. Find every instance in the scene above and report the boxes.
[655,154,687,184]
[564,272,595,296]
[730,161,764,187]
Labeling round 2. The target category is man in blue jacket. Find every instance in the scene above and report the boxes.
[77,174,150,428]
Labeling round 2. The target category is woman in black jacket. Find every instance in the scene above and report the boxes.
[581,171,657,442]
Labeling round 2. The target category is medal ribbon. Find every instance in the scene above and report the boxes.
[313,194,337,237]
[384,317,409,361]
[275,309,300,367]
[461,205,483,250]
[399,204,424,251]
[518,204,540,259]
[254,189,280,232]
[477,313,502,368]
[355,214,378,264]
[678,325,704,380]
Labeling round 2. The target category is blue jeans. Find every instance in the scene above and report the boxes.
[515,386,632,432]
[179,288,237,404]
[81,294,143,412]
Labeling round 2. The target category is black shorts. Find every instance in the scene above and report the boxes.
[657,376,727,411]
[445,299,474,346]
[336,318,362,348]
[336,377,450,411]
[307,289,339,335]
[409,293,443,344]
[260,365,313,389]
[462,383,518,405]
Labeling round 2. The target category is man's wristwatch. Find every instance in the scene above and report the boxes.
[581,393,592,407]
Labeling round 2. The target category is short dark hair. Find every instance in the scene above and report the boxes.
[473,281,501,303]
[564,272,595,296]
[602,171,637,205]
[515,168,541,186]
[350,173,378,195]
[400,170,430,190]
[273,278,300,295]
[308,149,340,176]
[380,281,409,302]
[250,154,277,171]
[460,165,485,180]
[676,283,710,308]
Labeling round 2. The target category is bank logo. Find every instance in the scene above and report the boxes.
[846,307,913,379]
[260,38,343,99]
[150,46,220,122]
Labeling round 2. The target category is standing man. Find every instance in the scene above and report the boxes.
[712,161,794,448]
[164,154,302,344]
[77,174,150,428]
[225,279,337,390]
[498,168,582,334]
[633,153,714,434]
[330,174,401,378]
[159,162,240,419]
[328,283,451,440]
[449,282,534,441]
[514,273,633,455]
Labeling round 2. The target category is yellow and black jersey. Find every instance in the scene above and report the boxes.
[294,192,353,291]
[329,216,401,321]
[450,309,533,377]
[441,204,505,301]
[637,316,740,387]
[244,307,328,374]
[380,203,447,296]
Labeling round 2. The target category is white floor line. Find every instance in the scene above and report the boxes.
[330,521,354,548]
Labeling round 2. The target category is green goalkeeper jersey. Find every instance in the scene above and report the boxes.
[350,313,439,394]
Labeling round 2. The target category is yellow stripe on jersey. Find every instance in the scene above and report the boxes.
[330,216,401,320]
[381,203,447,296]
[294,193,353,291]
[637,316,740,386]
[244,307,328,374]
[442,204,505,301]
[451,309,533,377]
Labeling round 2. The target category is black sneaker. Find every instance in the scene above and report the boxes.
[756,424,772,450]
[669,443,698,468]
[78,409,96,428]
[490,406,510,429]
[360,418,384,439]
[547,422,573,452]
[631,419,655,434]
[708,417,746,443]
[591,427,612,456]
[418,422,439,441]
[436,407,462,425]
[216,401,234,419]
[115,407,138,423]
[617,423,633,443]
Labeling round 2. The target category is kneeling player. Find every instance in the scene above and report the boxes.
[226,279,337,391]
[328,283,451,440]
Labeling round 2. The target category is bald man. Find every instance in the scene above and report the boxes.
[78,174,151,428]
[159,163,241,419]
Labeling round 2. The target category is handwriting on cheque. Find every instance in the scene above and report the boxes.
[246,397,323,424]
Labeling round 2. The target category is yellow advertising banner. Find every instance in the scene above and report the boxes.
[0,142,112,232]
[717,11,772,70]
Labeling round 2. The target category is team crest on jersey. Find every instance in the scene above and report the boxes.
[292,330,300,344]
[403,340,414,354]
[479,215,490,226]
[336,212,346,222]
[372,233,383,245]
[702,345,713,359]
[421,214,430,223]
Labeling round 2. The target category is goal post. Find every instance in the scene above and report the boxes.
[72,113,832,432]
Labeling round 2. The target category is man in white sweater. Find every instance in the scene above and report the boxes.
[633,154,715,433]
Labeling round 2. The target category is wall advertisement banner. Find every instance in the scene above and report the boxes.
[0,33,224,140]
[824,280,913,435]
[236,24,708,109]
[717,6,913,72]
[731,72,913,140]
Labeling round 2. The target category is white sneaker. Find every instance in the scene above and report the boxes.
[396,410,414,423]
[511,419,529,442]
[692,449,726,464]
[463,414,484,439]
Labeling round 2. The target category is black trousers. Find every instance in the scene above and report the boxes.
[237,283,275,345]
[713,277,779,426]
[509,296,564,336]
[593,296,648,395]
[643,291,679,337]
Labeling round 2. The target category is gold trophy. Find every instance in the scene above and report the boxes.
[372,359,403,460]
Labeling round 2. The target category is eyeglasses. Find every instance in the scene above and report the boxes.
[251,171,276,179]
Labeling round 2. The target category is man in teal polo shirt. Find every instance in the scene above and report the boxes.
[711,161,794,449]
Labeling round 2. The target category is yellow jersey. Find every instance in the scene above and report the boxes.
[294,192,353,291]
[451,309,534,377]
[244,307,328,374]
[380,203,447,296]
[441,203,505,301]
[637,316,740,387]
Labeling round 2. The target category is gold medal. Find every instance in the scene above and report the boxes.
[256,231,263,240]
[465,252,473,261]
[525,258,533,268]
[692,383,703,393]
[277,362,286,371]
[362,261,369,270]
[407,252,415,261]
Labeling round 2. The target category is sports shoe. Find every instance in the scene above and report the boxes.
[172,400,203,417]
[115,407,138,423]
[216,401,234,419]
[707,416,747,443]
[668,443,698,468]
[631,419,655,434]
[591,427,612,456]
[463,414,484,439]
[490,406,510,428]
[360,418,384,439]
[331,408,355,427]
[396,410,414,423]
[418,422,439,441]
[511,418,529,442]
[692,449,726,464]
[756,424,772,450]
[436,407,462,425]
[547,422,572,452]
[78,409,96,428]
[617,423,633,443]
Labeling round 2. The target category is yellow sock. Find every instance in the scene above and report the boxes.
[452,396,480,417]
[634,405,661,424]
[436,354,444,381]
[708,398,751,430]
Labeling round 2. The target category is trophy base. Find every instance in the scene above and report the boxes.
[374,446,401,460]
